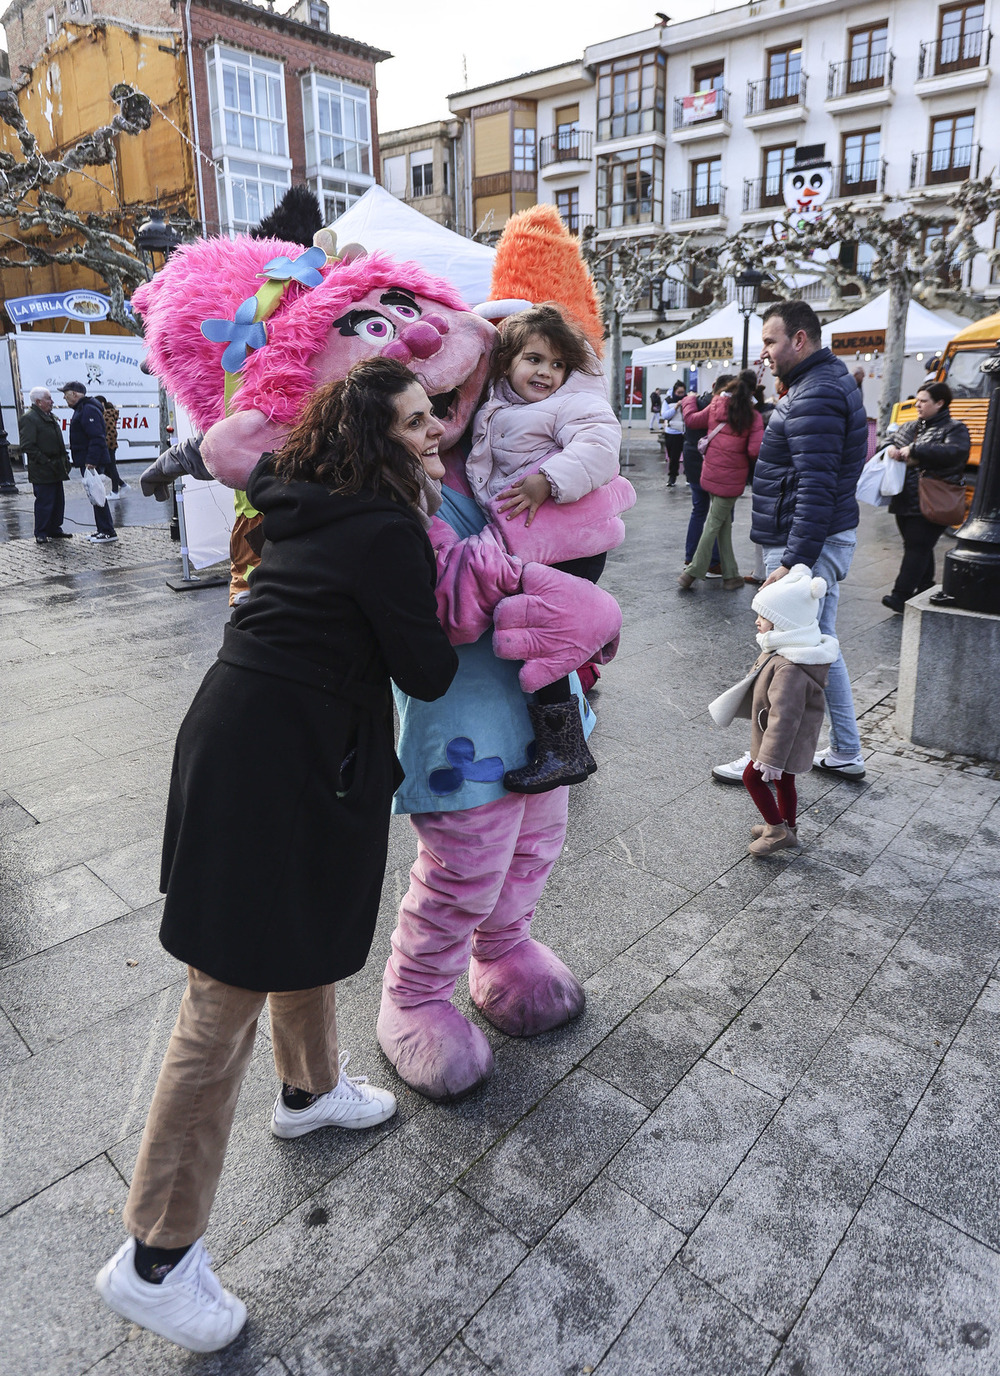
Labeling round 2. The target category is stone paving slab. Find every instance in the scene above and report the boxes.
[2,438,999,1375]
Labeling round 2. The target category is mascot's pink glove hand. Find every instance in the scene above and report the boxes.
[429,516,524,646]
[493,563,623,694]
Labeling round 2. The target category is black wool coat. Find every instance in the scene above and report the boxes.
[18,405,70,484]
[158,458,458,992]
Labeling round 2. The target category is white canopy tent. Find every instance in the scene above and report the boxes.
[820,291,956,357]
[328,186,496,304]
[630,301,764,367]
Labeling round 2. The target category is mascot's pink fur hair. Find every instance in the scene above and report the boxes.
[132,238,469,433]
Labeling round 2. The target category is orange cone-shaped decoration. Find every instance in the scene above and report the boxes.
[489,204,605,358]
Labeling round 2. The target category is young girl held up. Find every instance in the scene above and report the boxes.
[467,303,622,794]
[735,565,840,856]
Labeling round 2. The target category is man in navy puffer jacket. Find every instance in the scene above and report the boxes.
[714,301,868,784]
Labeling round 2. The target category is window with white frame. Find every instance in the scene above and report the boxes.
[410,150,434,197]
[311,176,365,223]
[217,158,291,234]
[208,47,287,158]
[302,73,372,177]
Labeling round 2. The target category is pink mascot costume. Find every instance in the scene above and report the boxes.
[133,223,626,1101]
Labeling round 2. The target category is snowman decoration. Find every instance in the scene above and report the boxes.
[782,160,834,230]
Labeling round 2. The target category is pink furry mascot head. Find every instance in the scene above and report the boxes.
[132,236,496,488]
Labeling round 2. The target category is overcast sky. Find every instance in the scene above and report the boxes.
[336,0,739,133]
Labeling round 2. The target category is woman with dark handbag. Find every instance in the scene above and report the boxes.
[882,381,970,613]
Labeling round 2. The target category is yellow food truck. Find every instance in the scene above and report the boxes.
[890,310,1000,466]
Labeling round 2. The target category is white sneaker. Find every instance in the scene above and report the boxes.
[712,750,752,783]
[813,750,866,779]
[270,1051,397,1138]
[96,1237,247,1353]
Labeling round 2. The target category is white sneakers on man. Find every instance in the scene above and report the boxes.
[712,750,752,782]
[96,1237,247,1353]
[270,1051,397,1138]
[813,749,866,779]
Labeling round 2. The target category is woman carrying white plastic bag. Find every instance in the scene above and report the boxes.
[855,448,906,507]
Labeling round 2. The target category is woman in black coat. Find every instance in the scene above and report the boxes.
[97,358,458,1354]
[882,381,970,612]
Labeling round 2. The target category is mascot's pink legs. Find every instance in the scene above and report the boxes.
[377,789,585,1101]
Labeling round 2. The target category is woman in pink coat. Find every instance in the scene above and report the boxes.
[678,369,763,591]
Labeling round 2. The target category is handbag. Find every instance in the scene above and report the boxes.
[81,466,108,507]
[698,422,726,457]
[918,473,966,527]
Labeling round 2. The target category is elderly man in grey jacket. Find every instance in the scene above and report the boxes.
[19,387,73,544]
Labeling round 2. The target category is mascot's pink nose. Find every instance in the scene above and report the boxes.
[382,315,450,363]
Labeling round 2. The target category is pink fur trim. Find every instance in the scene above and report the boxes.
[132,238,470,432]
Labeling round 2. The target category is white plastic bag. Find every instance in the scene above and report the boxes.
[81,467,108,507]
[856,450,904,507]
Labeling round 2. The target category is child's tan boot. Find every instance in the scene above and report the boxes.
[750,823,798,842]
[748,823,799,856]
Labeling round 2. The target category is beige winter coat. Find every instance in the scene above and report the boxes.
[750,654,830,775]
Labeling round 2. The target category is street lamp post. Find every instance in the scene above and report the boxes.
[735,268,766,371]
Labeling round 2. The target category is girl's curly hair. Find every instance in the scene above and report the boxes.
[271,356,424,505]
[490,302,599,388]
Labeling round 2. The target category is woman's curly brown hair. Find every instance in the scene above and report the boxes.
[271,356,424,505]
[489,303,598,388]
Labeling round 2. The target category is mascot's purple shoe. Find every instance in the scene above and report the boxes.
[377,995,494,1103]
[468,938,585,1037]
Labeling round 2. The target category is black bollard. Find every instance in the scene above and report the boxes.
[931,344,1000,615]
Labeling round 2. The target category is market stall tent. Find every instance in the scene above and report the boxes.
[630,301,763,366]
[327,186,496,304]
[820,292,956,357]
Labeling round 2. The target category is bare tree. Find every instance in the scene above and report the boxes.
[0,84,181,332]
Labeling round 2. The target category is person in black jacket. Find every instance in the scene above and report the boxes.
[96,358,458,1354]
[882,381,970,612]
[713,302,868,784]
[59,381,117,542]
[18,387,73,542]
[681,374,734,564]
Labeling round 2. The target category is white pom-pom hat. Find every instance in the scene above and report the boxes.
[752,563,828,632]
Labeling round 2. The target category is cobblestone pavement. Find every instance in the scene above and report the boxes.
[2,437,998,1376]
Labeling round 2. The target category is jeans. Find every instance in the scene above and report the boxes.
[682,454,721,565]
[762,531,861,758]
[893,514,943,600]
[123,968,340,1247]
[687,495,739,580]
[32,481,65,536]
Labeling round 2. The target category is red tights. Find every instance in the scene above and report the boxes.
[742,761,797,828]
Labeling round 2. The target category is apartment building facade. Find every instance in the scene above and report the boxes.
[379,119,467,233]
[0,0,387,299]
[448,61,595,238]
[446,0,999,337]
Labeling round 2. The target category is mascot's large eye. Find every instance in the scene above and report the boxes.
[792,173,805,190]
[379,290,422,323]
[810,173,824,189]
[332,309,396,343]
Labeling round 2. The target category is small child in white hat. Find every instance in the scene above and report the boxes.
[740,564,841,856]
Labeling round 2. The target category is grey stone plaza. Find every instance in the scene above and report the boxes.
[1,441,999,1376]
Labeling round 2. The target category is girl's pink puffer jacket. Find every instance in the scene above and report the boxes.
[700,394,764,498]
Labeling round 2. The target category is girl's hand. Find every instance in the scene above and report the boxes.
[497,473,552,526]
[753,760,783,783]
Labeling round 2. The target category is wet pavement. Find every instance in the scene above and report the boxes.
[1,436,999,1376]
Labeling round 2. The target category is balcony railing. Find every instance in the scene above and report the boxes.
[835,158,888,197]
[910,143,982,187]
[918,28,991,77]
[672,186,727,220]
[672,88,731,129]
[827,51,894,98]
[747,71,807,115]
[563,212,593,236]
[742,176,785,212]
[539,130,593,167]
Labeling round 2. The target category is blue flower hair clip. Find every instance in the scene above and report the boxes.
[259,244,327,289]
[200,296,267,374]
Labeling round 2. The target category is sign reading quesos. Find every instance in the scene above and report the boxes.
[675,337,734,362]
[831,330,886,355]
